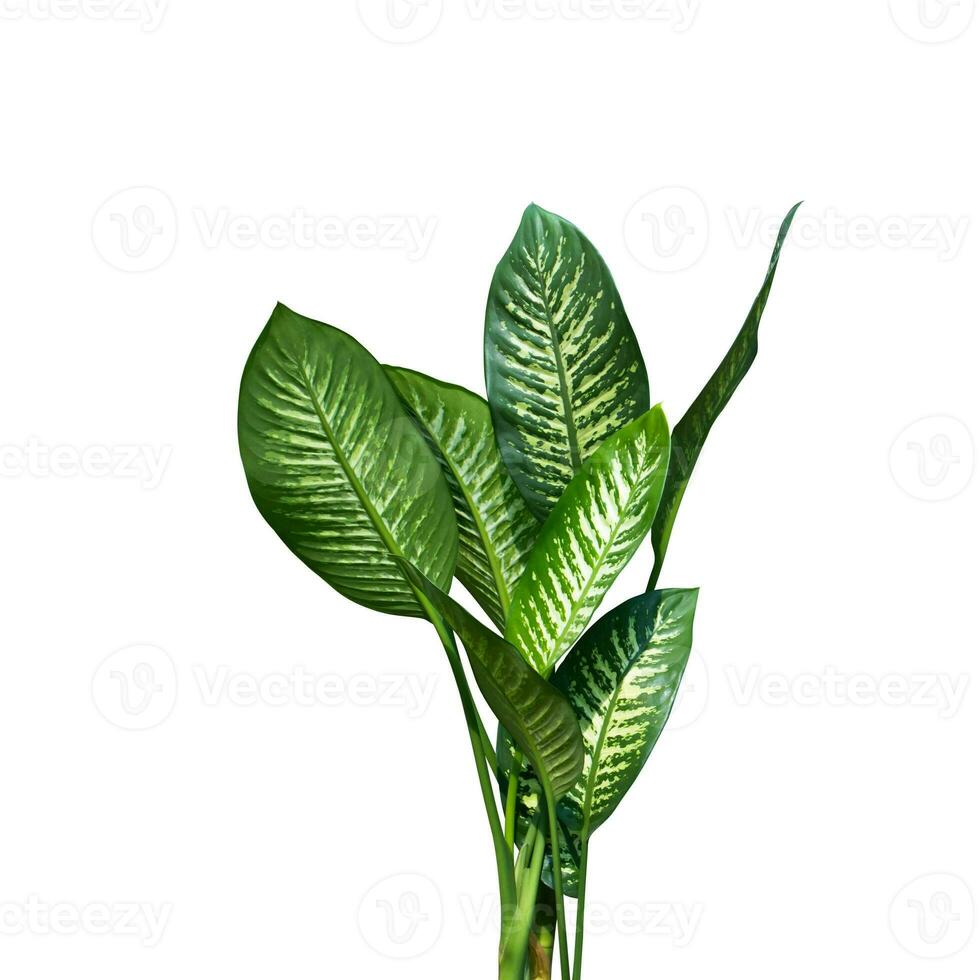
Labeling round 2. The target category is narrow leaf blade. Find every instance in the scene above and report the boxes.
[385,366,540,630]
[485,203,650,521]
[238,304,459,617]
[650,203,801,585]
[506,406,671,673]
[402,562,584,800]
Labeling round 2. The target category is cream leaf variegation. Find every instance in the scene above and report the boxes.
[385,366,540,629]
[504,407,671,674]
[238,304,459,617]
[485,204,650,521]
[555,588,698,836]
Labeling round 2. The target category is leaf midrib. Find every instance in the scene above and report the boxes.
[577,639,650,837]
[528,247,583,474]
[420,408,512,623]
[540,471,649,671]
[298,365,407,566]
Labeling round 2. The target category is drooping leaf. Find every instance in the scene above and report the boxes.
[649,204,801,587]
[485,203,650,521]
[402,562,584,800]
[238,304,459,617]
[555,588,698,835]
[505,406,671,674]
[385,366,540,630]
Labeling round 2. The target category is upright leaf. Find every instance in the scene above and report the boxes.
[506,407,671,674]
[402,562,584,800]
[649,203,801,587]
[485,203,650,521]
[239,304,459,617]
[385,366,540,630]
[555,588,698,835]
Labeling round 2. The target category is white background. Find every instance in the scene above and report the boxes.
[1,2,977,978]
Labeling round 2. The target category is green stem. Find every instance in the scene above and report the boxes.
[501,812,549,980]
[543,790,572,980]
[505,750,524,852]
[571,831,590,980]
[428,615,516,916]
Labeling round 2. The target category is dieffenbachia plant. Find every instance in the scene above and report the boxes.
[238,201,800,979]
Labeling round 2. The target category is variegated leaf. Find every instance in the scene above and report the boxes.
[505,406,671,674]
[403,563,584,801]
[238,304,459,617]
[555,588,698,835]
[649,203,801,587]
[385,366,540,630]
[485,203,650,521]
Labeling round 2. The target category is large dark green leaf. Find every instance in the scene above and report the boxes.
[649,204,801,587]
[505,407,671,674]
[402,563,584,800]
[555,588,698,835]
[385,366,540,630]
[485,203,650,522]
[239,304,459,617]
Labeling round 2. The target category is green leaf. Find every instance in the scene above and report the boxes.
[485,203,650,522]
[238,303,459,617]
[649,203,801,587]
[385,366,540,630]
[505,406,671,674]
[555,588,698,836]
[401,562,584,800]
